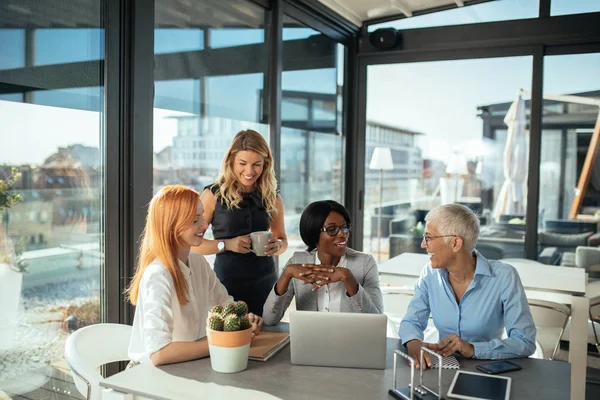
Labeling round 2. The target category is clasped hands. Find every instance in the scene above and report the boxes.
[284,263,350,291]
[406,334,475,370]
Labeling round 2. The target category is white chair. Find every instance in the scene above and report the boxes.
[528,299,570,360]
[381,286,436,340]
[64,323,132,400]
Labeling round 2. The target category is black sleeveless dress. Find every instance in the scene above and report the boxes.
[208,184,277,316]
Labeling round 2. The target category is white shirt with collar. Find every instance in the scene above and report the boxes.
[128,251,232,363]
[315,253,347,313]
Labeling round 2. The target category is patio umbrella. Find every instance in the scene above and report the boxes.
[493,91,529,221]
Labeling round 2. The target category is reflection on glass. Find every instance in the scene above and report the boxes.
[551,0,600,16]
[152,0,269,260]
[368,0,538,31]
[538,53,600,268]
[0,1,104,396]
[365,57,533,261]
[280,16,344,263]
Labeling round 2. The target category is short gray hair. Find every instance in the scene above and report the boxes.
[425,204,480,252]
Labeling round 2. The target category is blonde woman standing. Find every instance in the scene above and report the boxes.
[193,130,288,316]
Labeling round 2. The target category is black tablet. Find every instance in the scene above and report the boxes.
[447,371,511,400]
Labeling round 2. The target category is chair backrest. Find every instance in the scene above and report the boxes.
[381,287,414,339]
[64,323,132,400]
[528,299,570,359]
[576,246,600,269]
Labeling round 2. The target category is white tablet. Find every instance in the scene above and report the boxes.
[447,370,511,400]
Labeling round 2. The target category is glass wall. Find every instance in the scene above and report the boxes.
[0,0,104,396]
[279,16,345,263]
[152,0,269,264]
[537,52,600,267]
[551,0,600,16]
[365,57,533,262]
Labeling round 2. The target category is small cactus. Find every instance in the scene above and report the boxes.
[234,300,248,317]
[221,302,237,317]
[210,304,224,315]
[207,313,224,331]
[239,315,251,330]
[224,314,241,331]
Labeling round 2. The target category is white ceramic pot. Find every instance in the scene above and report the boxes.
[0,263,23,350]
[206,327,252,373]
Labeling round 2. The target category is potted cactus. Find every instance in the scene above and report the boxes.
[206,300,252,373]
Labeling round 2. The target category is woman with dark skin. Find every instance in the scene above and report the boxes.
[262,200,383,325]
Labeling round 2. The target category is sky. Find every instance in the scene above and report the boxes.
[0,1,599,165]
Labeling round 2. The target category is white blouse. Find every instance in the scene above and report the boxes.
[128,252,232,363]
[315,253,347,313]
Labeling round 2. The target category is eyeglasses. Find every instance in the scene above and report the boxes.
[422,235,457,245]
[321,224,352,236]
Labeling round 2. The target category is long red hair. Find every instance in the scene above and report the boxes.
[126,185,200,305]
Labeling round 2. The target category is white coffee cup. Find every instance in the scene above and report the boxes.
[250,231,273,256]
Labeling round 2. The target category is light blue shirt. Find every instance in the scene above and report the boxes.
[399,251,537,359]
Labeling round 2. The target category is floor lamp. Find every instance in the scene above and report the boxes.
[369,147,394,261]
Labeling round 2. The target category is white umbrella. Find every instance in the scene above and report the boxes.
[493,91,529,221]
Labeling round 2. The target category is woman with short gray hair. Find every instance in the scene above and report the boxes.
[399,203,536,370]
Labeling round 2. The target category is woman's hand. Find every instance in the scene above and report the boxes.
[406,340,433,370]
[311,266,359,296]
[248,313,263,337]
[263,237,283,256]
[285,264,332,284]
[430,334,474,358]
[274,264,330,296]
[225,235,252,254]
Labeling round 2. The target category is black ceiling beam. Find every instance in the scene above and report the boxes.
[0,36,336,94]
[360,12,600,57]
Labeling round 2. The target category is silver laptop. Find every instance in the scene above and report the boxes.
[289,311,387,369]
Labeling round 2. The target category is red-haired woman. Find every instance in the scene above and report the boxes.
[126,185,262,366]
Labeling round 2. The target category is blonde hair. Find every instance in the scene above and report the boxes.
[213,129,278,214]
[126,185,200,305]
[425,203,480,252]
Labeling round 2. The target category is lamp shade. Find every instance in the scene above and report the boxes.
[369,147,394,170]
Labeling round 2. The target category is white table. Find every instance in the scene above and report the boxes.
[378,252,589,400]
[99,334,570,400]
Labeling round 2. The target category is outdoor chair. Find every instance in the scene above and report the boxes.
[528,299,570,360]
[64,323,132,400]
[381,286,436,340]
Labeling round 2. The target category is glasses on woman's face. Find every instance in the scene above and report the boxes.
[422,234,457,246]
[321,224,352,237]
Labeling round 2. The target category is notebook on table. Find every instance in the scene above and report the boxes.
[248,331,290,361]
[289,311,387,369]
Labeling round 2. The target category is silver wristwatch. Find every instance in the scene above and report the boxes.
[217,241,225,253]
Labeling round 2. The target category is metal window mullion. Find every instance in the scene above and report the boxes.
[525,46,544,260]
[268,0,283,182]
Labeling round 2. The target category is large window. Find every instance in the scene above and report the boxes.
[279,16,345,263]
[0,0,104,396]
[152,0,269,265]
[537,52,600,267]
[365,57,533,262]
[551,0,600,16]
